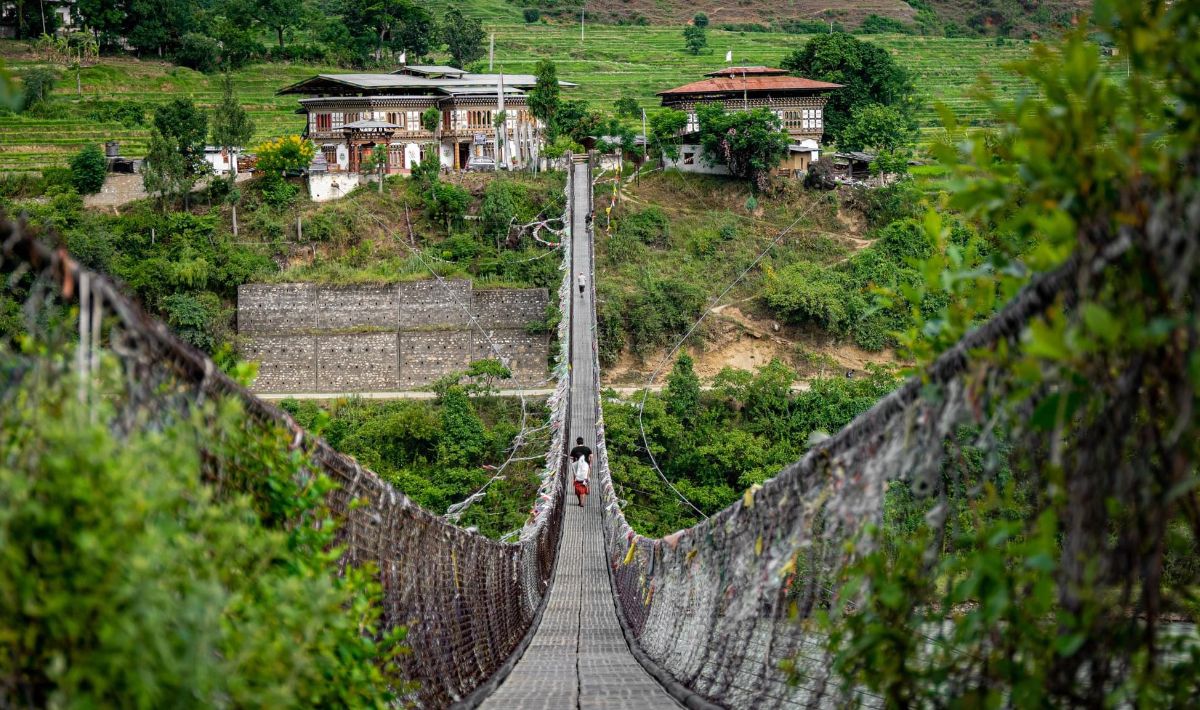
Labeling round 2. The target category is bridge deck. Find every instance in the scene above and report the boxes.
[479,162,680,709]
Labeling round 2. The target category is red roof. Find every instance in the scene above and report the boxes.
[705,66,788,77]
[658,75,843,96]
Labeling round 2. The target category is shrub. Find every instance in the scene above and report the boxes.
[857,14,913,35]
[426,182,470,231]
[523,8,540,23]
[613,96,640,119]
[257,177,298,208]
[69,145,108,195]
[481,179,523,242]
[764,261,858,334]
[693,13,709,28]
[160,291,225,351]
[176,32,224,72]
[19,67,57,110]
[617,206,670,247]
[0,375,404,708]
[254,135,315,175]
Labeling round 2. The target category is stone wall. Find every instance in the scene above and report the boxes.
[238,280,550,393]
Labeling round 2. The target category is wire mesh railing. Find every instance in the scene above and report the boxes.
[0,179,575,707]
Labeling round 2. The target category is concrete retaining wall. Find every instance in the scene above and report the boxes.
[238,280,550,393]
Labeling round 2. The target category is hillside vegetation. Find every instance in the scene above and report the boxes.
[430,0,1088,37]
[0,29,1122,172]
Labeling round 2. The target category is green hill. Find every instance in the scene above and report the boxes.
[0,26,1120,172]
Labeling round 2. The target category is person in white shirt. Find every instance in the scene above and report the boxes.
[569,437,591,507]
[577,272,586,296]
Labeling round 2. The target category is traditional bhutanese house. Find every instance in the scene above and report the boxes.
[278,65,576,200]
[656,66,841,177]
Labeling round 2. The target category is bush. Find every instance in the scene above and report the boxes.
[19,67,57,110]
[617,206,670,247]
[254,135,315,175]
[176,32,224,73]
[426,182,470,231]
[41,166,74,191]
[0,376,403,708]
[613,96,640,119]
[69,145,108,195]
[161,291,225,351]
[523,8,540,23]
[481,179,523,242]
[259,177,298,208]
[857,14,913,35]
[804,159,837,190]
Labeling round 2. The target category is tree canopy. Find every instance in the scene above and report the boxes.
[527,59,561,133]
[442,7,485,68]
[695,103,790,188]
[781,33,916,146]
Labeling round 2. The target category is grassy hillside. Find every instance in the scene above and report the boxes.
[0,27,1120,172]
[430,0,1089,36]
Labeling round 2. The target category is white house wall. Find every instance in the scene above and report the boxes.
[309,173,360,202]
[663,144,731,176]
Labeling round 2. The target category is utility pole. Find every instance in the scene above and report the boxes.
[640,108,647,184]
[581,7,585,44]
[489,33,495,71]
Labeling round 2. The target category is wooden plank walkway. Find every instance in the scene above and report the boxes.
[479,161,681,710]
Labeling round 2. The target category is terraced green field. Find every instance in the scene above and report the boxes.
[0,28,1120,172]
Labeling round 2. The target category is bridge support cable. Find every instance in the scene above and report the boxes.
[0,195,576,708]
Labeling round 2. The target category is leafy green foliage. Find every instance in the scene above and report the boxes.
[683,25,707,55]
[527,59,560,130]
[0,372,403,708]
[18,67,56,110]
[210,74,255,162]
[283,394,545,538]
[613,95,640,119]
[442,7,486,68]
[840,103,913,153]
[177,32,224,73]
[605,363,897,536]
[781,33,916,147]
[648,108,688,161]
[68,144,107,195]
[696,103,790,189]
[153,97,210,176]
[822,5,1200,703]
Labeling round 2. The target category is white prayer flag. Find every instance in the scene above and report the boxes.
[400,51,407,64]
[725,50,733,62]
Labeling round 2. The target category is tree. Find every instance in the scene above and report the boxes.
[74,0,127,48]
[613,96,640,119]
[69,145,108,195]
[153,98,209,176]
[210,74,255,175]
[781,32,916,146]
[361,145,388,192]
[683,25,707,55]
[527,59,560,142]
[696,103,790,188]
[122,0,199,57]
[648,109,688,161]
[340,0,436,63]
[442,8,485,68]
[839,103,912,152]
[142,129,191,208]
[665,353,701,424]
[551,99,601,145]
[249,0,308,49]
[693,13,709,29]
[177,32,223,72]
[420,106,441,162]
[254,135,315,176]
[18,67,56,110]
[464,358,512,395]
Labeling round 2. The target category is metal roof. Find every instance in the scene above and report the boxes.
[705,66,789,77]
[279,73,576,96]
[658,76,842,96]
[394,65,467,76]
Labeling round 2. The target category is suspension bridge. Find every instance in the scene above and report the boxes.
[0,150,1180,707]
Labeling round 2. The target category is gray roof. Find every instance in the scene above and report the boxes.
[279,72,576,96]
[394,65,467,76]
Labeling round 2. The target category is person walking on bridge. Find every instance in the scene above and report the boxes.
[577,272,587,297]
[569,437,592,507]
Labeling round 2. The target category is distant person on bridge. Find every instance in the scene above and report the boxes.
[569,437,592,507]
[577,272,587,296]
